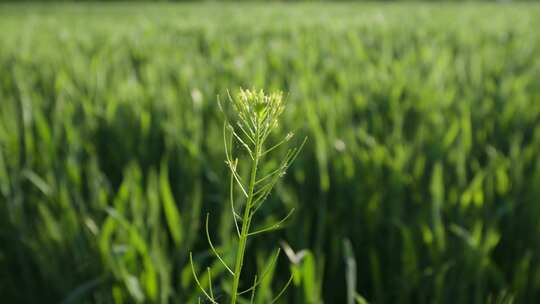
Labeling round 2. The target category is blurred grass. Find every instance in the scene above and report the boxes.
[1,2,540,303]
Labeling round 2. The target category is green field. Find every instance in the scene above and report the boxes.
[1,2,540,303]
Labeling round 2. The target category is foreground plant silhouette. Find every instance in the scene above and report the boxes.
[190,89,305,304]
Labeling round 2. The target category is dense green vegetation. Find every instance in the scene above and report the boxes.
[1,3,540,303]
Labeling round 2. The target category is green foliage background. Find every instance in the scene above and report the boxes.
[1,3,540,303]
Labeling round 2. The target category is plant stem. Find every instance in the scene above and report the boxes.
[230,138,259,304]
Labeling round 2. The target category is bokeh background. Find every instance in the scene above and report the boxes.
[1,2,540,303]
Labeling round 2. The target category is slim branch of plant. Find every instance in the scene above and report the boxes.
[192,88,304,304]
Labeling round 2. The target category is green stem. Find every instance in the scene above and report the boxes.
[230,140,259,304]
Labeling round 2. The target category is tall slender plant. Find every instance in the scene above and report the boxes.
[190,88,305,304]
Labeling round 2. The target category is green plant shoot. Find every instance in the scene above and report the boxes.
[190,88,306,304]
